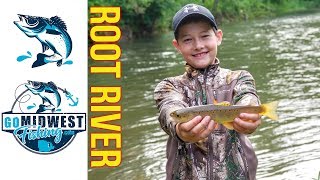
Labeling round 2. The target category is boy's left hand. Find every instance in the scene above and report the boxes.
[233,113,261,134]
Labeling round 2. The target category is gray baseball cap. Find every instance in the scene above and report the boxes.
[172,4,218,34]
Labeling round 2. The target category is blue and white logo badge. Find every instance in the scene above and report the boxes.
[14,14,73,68]
[1,80,86,154]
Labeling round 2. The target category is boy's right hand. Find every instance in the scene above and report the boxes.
[176,115,216,143]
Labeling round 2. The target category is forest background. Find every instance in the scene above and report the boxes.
[89,0,320,40]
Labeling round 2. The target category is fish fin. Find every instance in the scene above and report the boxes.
[41,43,50,52]
[222,122,234,130]
[215,101,231,106]
[32,54,48,68]
[213,99,230,106]
[47,81,58,90]
[32,60,46,68]
[50,16,67,31]
[261,101,279,120]
[214,123,219,130]
[36,104,46,113]
[57,60,63,66]
[46,29,62,35]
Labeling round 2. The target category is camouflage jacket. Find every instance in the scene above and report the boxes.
[154,59,260,180]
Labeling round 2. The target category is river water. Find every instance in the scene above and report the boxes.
[89,11,320,180]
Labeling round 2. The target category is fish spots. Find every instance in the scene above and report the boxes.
[17,51,32,62]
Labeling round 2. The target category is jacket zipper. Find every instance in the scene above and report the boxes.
[201,68,214,180]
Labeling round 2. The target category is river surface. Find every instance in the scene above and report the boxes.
[89,10,320,180]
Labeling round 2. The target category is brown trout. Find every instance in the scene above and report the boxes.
[170,101,279,129]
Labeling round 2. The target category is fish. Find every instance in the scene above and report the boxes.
[25,80,61,113]
[170,101,279,129]
[14,14,72,68]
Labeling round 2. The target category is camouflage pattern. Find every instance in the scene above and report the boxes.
[154,59,260,180]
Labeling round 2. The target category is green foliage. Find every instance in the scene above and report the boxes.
[89,0,181,39]
[88,0,320,40]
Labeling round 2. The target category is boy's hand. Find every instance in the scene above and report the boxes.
[175,115,216,143]
[233,113,261,134]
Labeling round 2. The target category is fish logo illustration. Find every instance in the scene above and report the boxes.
[14,14,72,68]
[1,80,86,154]
[25,81,61,113]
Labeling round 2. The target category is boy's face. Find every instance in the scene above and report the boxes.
[173,21,223,69]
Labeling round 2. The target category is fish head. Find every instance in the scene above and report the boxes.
[170,110,190,123]
[25,80,45,95]
[170,111,178,118]
[25,81,61,109]
[14,14,47,37]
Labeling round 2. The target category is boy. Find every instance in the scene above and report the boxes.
[154,3,261,180]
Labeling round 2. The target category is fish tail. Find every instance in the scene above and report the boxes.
[32,53,47,68]
[261,101,279,120]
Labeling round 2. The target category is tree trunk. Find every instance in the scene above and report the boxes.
[213,0,219,13]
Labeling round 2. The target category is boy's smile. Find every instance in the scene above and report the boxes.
[192,51,208,58]
[173,21,222,69]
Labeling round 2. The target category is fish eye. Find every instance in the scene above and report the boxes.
[32,81,41,88]
[26,17,39,26]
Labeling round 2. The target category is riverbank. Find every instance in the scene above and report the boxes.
[88,1,320,41]
[214,7,320,32]
[117,7,320,41]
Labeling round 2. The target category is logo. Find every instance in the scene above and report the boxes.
[184,4,199,13]
[1,80,86,154]
[14,14,73,68]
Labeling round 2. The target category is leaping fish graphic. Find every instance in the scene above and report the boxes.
[25,81,61,113]
[14,14,72,68]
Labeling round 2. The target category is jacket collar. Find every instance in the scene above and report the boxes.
[185,58,220,78]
